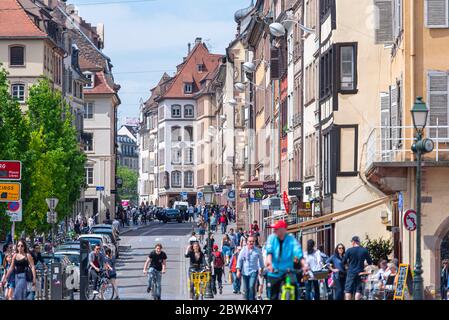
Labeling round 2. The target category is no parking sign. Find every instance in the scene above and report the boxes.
[7,200,22,222]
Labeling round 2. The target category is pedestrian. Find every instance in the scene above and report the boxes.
[326,243,346,300]
[442,259,449,300]
[188,205,194,222]
[211,244,225,295]
[198,218,206,243]
[228,228,238,253]
[105,209,111,222]
[236,228,244,247]
[303,239,323,300]
[239,230,249,247]
[88,215,94,232]
[221,234,232,265]
[343,236,373,300]
[204,233,215,263]
[2,251,15,300]
[105,248,120,299]
[236,236,264,300]
[229,246,241,294]
[219,213,227,234]
[2,239,36,300]
[210,213,217,232]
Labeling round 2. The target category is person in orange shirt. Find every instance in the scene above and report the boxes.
[229,246,241,294]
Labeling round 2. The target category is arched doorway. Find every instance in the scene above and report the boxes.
[430,216,449,297]
[441,231,449,261]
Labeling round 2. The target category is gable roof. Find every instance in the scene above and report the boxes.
[0,0,48,38]
[158,42,223,100]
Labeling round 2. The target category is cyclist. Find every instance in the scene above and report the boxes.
[343,236,373,300]
[88,244,105,295]
[185,242,207,300]
[143,243,167,300]
[264,220,303,300]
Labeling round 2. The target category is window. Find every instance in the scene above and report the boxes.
[305,133,316,178]
[305,0,317,30]
[184,126,193,141]
[425,0,448,28]
[320,0,333,21]
[83,72,94,88]
[184,83,193,94]
[171,148,182,164]
[158,106,165,120]
[323,128,337,195]
[184,105,194,118]
[197,64,205,72]
[374,0,402,43]
[171,171,181,187]
[10,46,25,66]
[184,171,194,187]
[84,102,94,119]
[427,71,449,139]
[319,47,333,99]
[185,148,194,164]
[171,126,182,142]
[158,148,165,165]
[11,84,25,102]
[171,105,181,118]
[336,43,357,92]
[85,167,94,185]
[84,132,93,152]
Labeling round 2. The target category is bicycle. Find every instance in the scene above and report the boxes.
[189,268,210,300]
[85,269,115,300]
[273,269,302,300]
[147,268,161,300]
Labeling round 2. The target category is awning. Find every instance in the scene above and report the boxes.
[241,180,265,188]
[287,196,392,233]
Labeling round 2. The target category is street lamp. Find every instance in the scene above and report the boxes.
[410,96,434,300]
[269,20,315,37]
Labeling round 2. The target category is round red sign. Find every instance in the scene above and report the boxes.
[403,209,417,231]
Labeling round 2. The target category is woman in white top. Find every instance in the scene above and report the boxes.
[303,239,323,300]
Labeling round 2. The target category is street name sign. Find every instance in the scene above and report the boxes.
[96,186,105,191]
[0,161,22,181]
[0,182,21,202]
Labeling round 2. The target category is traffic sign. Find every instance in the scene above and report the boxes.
[46,198,59,210]
[7,200,22,222]
[227,190,236,201]
[47,211,57,224]
[96,186,105,191]
[0,182,21,202]
[403,209,417,231]
[197,191,203,200]
[398,192,403,212]
[0,160,22,181]
[181,192,188,200]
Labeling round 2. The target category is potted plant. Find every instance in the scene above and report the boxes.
[361,236,393,265]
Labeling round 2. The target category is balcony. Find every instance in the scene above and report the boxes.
[365,125,449,194]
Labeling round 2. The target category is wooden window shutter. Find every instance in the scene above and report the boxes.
[270,47,280,79]
[374,0,394,44]
[427,71,449,139]
[390,85,399,149]
[425,0,449,28]
[380,92,391,159]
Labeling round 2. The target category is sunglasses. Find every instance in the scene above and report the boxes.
[17,244,24,247]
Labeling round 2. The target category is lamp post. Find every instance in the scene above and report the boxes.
[203,185,215,298]
[410,96,434,300]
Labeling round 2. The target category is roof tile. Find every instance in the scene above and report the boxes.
[0,0,47,38]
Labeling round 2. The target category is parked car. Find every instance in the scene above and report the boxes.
[53,250,80,266]
[161,208,183,223]
[90,227,120,258]
[77,235,108,255]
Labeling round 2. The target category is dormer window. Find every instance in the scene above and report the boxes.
[184,82,193,94]
[83,72,94,89]
[197,64,205,72]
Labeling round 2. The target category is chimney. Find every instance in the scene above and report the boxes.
[188,43,191,54]
[42,0,57,9]
[97,23,105,48]
[195,37,202,46]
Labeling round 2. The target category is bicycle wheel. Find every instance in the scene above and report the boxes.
[152,276,158,300]
[101,279,115,300]
[85,281,94,300]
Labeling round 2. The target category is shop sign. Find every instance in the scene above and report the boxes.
[263,181,277,195]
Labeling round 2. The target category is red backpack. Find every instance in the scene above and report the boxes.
[213,251,224,268]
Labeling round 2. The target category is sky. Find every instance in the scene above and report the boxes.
[72,0,250,125]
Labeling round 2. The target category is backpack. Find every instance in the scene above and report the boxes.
[213,252,224,268]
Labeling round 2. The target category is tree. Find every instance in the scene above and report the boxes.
[0,70,86,237]
[362,236,393,265]
[116,165,138,204]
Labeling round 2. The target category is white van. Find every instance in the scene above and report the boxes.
[173,201,189,211]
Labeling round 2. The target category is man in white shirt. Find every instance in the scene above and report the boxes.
[88,215,94,231]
